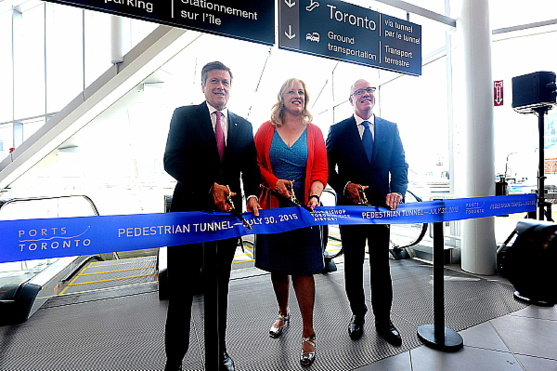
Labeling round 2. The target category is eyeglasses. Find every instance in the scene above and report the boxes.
[351,87,376,96]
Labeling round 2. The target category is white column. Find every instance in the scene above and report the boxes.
[454,0,496,274]
[110,15,127,64]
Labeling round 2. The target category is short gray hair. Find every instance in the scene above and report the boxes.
[201,61,233,86]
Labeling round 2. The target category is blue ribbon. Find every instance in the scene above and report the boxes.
[0,194,536,263]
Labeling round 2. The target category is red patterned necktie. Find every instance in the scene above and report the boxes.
[215,111,225,161]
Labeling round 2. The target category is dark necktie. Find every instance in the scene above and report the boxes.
[215,111,225,161]
[362,121,373,162]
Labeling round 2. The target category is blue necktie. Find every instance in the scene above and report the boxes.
[362,121,373,162]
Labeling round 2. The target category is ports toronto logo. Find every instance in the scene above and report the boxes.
[18,226,92,253]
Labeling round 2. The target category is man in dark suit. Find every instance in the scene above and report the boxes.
[163,61,261,371]
[326,79,408,346]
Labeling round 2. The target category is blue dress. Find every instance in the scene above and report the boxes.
[255,130,325,275]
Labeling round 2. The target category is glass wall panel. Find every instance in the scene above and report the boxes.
[352,0,447,18]
[0,123,13,161]
[21,116,45,142]
[411,13,449,58]
[13,3,45,120]
[45,3,83,113]
[83,10,111,87]
[407,0,447,15]
[0,10,13,124]
[129,18,157,47]
[491,0,557,30]
[380,57,449,192]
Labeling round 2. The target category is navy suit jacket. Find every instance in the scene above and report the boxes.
[326,115,408,207]
[164,102,260,212]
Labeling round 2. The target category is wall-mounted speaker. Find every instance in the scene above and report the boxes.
[512,71,557,113]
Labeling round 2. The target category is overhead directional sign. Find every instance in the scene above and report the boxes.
[45,0,275,46]
[279,0,422,76]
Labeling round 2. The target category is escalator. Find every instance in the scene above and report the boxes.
[59,256,157,297]
[0,195,147,325]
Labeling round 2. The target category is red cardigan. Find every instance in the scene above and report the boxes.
[254,120,328,209]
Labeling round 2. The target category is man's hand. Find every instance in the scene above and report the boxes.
[246,197,261,217]
[345,183,368,204]
[212,183,235,212]
[386,192,402,211]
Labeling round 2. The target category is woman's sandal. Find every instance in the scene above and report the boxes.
[269,313,290,338]
[300,334,316,366]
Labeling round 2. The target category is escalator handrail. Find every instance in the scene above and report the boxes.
[0,194,100,216]
[324,189,428,259]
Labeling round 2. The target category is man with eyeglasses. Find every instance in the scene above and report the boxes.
[326,78,408,346]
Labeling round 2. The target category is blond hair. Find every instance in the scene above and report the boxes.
[270,78,313,127]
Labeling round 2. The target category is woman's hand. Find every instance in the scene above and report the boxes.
[275,179,293,199]
[246,196,261,217]
[307,195,320,211]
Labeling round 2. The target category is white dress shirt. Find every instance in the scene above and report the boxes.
[354,114,375,140]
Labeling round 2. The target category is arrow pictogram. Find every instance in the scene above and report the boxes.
[494,81,504,106]
[285,25,296,39]
[284,0,296,8]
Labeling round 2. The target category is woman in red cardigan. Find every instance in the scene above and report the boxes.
[254,78,328,367]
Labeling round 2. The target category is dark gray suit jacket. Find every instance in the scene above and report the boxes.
[326,115,408,207]
[164,102,260,212]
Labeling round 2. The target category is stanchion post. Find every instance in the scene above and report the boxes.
[202,241,221,370]
[534,106,551,221]
[417,221,463,351]
[433,222,445,342]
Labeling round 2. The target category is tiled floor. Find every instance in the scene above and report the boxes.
[353,216,557,371]
[347,214,557,371]
[355,304,557,371]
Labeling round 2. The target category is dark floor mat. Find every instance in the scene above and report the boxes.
[0,259,526,370]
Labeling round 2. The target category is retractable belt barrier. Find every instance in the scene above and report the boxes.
[0,194,536,263]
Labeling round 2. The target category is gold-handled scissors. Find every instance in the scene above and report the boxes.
[288,181,314,212]
[226,186,252,230]
[357,187,370,206]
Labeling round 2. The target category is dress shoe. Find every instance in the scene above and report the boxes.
[221,351,235,371]
[348,314,365,340]
[300,334,316,367]
[269,313,290,338]
[164,364,182,371]
[375,320,402,346]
